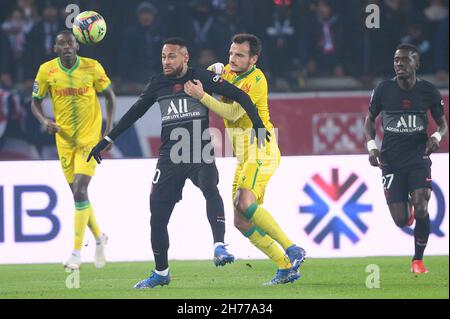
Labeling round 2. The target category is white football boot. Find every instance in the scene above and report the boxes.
[64,252,81,270]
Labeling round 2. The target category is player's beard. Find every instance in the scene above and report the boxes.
[166,64,185,78]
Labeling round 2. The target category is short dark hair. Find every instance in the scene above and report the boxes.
[56,29,75,40]
[232,33,261,57]
[396,43,420,58]
[163,37,189,50]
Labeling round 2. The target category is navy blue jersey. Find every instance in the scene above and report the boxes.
[369,78,444,170]
[108,67,262,163]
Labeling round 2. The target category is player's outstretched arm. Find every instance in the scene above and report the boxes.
[87,86,155,164]
[205,75,270,146]
[202,94,245,121]
[31,97,60,134]
[425,115,448,155]
[184,80,245,121]
[364,111,381,168]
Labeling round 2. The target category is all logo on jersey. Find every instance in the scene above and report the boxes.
[167,99,188,115]
[396,115,417,129]
[299,169,373,249]
[161,98,201,122]
[384,112,426,134]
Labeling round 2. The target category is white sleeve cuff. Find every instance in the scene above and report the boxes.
[431,132,442,142]
[367,140,377,151]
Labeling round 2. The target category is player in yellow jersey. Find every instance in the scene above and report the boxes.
[31,30,116,270]
[184,33,306,285]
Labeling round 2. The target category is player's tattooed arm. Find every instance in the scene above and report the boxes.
[425,115,448,156]
[31,97,61,134]
[364,111,381,167]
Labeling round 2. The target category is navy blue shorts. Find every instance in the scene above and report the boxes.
[150,160,219,203]
[381,161,432,204]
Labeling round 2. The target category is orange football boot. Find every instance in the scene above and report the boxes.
[411,260,429,274]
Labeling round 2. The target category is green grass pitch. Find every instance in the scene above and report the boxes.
[0,256,448,299]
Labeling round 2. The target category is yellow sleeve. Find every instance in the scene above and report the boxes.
[248,75,268,105]
[200,93,245,121]
[93,61,111,93]
[32,65,49,99]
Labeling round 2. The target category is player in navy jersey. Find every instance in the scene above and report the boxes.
[87,37,269,288]
[364,43,448,274]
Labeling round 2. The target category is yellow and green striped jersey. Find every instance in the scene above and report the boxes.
[32,56,111,147]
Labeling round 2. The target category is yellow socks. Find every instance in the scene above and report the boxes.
[87,205,101,240]
[74,201,90,251]
[244,203,294,250]
[243,226,291,269]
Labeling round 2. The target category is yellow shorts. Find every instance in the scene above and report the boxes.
[232,155,280,205]
[57,144,97,183]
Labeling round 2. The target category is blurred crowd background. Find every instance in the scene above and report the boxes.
[0,0,448,160]
[1,0,449,92]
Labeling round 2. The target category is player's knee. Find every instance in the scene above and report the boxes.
[234,190,255,214]
[150,199,164,218]
[411,196,430,219]
[413,203,429,219]
[393,217,407,228]
[236,199,251,215]
[72,185,88,202]
[201,184,221,201]
[150,199,173,225]
[391,210,408,227]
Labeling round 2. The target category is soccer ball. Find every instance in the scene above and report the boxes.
[72,11,107,45]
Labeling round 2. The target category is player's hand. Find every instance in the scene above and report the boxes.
[250,120,271,148]
[425,136,440,155]
[184,80,205,100]
[368,149,381,168]
[87,138,111,164]
[207,63,225,75]
[42,118,61,134]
